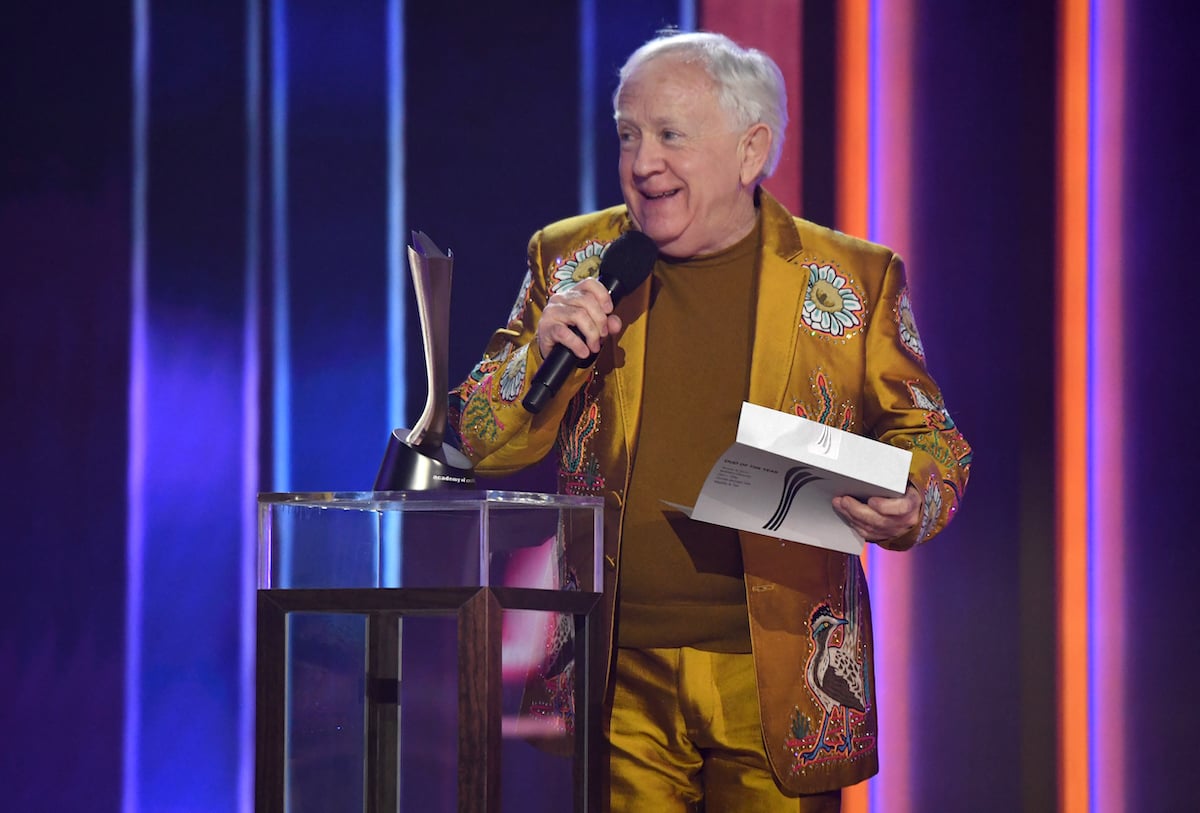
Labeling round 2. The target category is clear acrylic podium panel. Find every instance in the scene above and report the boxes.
[256,490,604,813]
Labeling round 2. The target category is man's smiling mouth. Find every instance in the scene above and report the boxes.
[644,189,680,200]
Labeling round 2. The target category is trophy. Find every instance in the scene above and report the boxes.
[373,231,476,490]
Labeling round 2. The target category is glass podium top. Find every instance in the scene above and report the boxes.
[259,489,604,511]
[257,490,604,592]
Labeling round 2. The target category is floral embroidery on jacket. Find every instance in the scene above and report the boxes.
[528,663,575,734]
[507,270,533,327]
[916,473,944,544]
[551,240,611,294]
[528,540,582,734]
[792,369,855,431]
[557,375,605,495]
[450,358,504,456]
[896,287,925,360]
[905,381,956,431]
[499,344,529,403]
[902,381,973,485]
[801,263,864,338]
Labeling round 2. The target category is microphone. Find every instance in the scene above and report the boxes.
[522,230,658,413]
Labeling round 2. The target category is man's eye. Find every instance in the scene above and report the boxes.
[661,130,681,141]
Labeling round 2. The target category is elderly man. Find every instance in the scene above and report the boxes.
[451,30,971,812]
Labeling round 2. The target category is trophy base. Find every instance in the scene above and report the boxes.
[372,429,476,491]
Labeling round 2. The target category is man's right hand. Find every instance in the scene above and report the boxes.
[536,277,624,360]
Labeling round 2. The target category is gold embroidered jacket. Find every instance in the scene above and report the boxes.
[449,189,972,794]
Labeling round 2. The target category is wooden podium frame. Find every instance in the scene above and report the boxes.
[256,585,602,813]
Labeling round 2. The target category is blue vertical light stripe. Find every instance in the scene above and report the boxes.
[866,8,877,813]
[271,0,291,495]
[239,0,263,809]
[1085,3,1128,807]
[386,0,405,434]
[383,0,405,585]
[866,7,883,813]
[123,2,149,811]
[578,0,597,213]
[270,0,294,596]
[866,0,881,243]
[678,0,697,32]
[1085,2,1100,806]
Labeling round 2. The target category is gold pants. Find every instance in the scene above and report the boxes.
[607,647,842,813]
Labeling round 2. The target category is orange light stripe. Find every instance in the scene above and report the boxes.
[837,0,869,241]
[837,2,870,811]
[1056,0,1090,811]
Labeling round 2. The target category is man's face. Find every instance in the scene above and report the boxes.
[615,56,760,259]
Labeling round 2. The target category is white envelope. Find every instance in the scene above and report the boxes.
[663,402,913,555]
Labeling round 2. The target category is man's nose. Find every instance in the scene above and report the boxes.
[631,139,664,176]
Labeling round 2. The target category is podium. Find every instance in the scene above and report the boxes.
[255,490,605,813]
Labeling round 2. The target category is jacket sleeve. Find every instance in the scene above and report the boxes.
[447,229,593,477]
[861,253,973,550]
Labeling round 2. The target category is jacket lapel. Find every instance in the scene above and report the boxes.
[749,190,808,411]
[608,189,806,459]
[611,274,652,463]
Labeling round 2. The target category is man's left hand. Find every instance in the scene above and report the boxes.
[832,484,921,544]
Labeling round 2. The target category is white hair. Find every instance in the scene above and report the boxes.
[613,30,789,181]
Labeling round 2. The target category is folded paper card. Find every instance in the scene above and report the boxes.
[663,402,913,555]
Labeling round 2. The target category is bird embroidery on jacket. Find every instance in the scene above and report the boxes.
[800,603,867,761]
[788,559,874,769]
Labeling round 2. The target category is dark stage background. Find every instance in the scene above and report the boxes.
[2,1,1198,811]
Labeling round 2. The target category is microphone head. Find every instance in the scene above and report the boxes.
[597,230,658,300]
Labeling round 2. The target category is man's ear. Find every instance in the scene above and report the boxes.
[739,123,772,185]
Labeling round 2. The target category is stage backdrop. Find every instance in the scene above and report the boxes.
[2,1,1198,812]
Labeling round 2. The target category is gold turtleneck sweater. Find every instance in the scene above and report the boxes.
[616,218,760,653]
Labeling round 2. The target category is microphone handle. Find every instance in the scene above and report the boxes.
[522,327,596,414]
[522,273,624,414]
